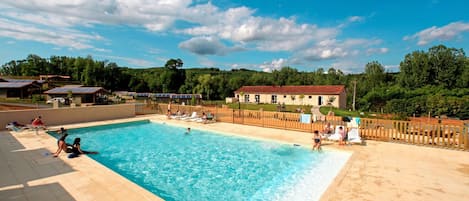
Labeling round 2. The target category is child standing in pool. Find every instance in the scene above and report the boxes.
[313,130,322,151]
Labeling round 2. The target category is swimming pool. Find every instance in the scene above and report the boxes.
[53,121,351,201]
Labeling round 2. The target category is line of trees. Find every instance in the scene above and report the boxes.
[1,45,468,119]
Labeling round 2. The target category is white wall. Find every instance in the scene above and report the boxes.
[1,104,136,130]
[235,93,342,107]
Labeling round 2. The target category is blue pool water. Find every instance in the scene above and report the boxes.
[52,121,351,201]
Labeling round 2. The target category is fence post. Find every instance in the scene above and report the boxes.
[283,112,286,129]
[262,110,264,127]
[463,125,469,151]
[242,109,244,124]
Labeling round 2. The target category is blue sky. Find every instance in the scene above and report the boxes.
[0,0,468,73]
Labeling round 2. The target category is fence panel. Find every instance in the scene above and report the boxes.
[138,103,467,151]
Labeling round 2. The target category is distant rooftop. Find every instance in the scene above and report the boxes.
[39,75,71,80]
[44,86,104,94]
[0,82,35,88]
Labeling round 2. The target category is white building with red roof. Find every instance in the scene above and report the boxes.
[234,85,346,108]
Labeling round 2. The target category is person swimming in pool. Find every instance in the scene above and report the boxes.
[185,127,191,134]
[313,130,322,151]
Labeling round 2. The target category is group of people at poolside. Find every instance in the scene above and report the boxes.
[311,122,349,151]
[53,127,98,158]
[6,116,47,131]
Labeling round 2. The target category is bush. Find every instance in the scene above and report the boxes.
[32,94,45,103]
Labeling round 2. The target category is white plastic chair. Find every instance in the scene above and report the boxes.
[180,112,197,121]
[327,126,344,141]
[347,128,362,144]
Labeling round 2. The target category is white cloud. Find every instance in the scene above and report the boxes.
[0,0,192,29]
[0,0,387,71]
[331,60,361,74]
[93,48,111,53]
[98,55,155,67]
[293,38,382,62]
[179,36,245,55]
[177,4,339,52]
[404,21,469,45]
[348,16,364,23]
[0,18,102,49]
[0,0,339,54]
[384,64,399,72]
[197,57,216,67]
[259,58,288,72]
[366,47,389,55]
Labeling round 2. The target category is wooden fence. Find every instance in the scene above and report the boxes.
[135,103,469,151]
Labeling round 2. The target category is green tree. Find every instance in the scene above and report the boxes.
[398,51,430,88]
[428,45,465,88]
[164,58,184,69]
[364,61,386,88]
[194,74,213,100]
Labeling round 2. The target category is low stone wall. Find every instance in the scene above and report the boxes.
[0,104,136,130]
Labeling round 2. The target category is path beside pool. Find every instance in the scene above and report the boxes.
[1,114,468,201]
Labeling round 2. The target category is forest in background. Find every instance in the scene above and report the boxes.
[1,45,469,119]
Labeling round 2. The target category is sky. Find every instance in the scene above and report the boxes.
[0,0,468,73]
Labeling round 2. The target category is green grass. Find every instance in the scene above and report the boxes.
[319,106,375,118]
[0,98,41,104]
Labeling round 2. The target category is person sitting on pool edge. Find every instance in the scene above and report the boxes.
[53,127,69,157]
[68,137,98,158]
[312,130,322,151]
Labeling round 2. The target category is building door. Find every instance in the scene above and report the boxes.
[255,95,260,103]
[318,96,323,106]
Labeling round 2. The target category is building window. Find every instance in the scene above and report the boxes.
[308,96,312,99]
[271,95,277,104]
[318,96,323,106]
[255,95,260,103]
[244,94,249,102]
[283,95,287,98]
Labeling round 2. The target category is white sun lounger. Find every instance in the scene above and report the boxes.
[327,126,345,141]
[6,124,28,132]
[347,128,362,144]
[180,112,197,121]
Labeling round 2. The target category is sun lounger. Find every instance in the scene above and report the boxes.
[180,112,197,121]
[6,124,28,132]
[327,126,344,141]
[347,128,362,144]
[170,114,187,120]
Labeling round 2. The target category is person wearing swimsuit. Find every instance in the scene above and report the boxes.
[53,127,68,157]
[68,138,98,158]
[313,130,322,151]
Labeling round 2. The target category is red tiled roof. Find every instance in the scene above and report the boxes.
[235,85,345,95]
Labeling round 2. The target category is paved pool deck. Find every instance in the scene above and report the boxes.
[1,114,468,201]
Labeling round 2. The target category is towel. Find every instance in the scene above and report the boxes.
[355,117,361,125]
[300,114,311,124]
